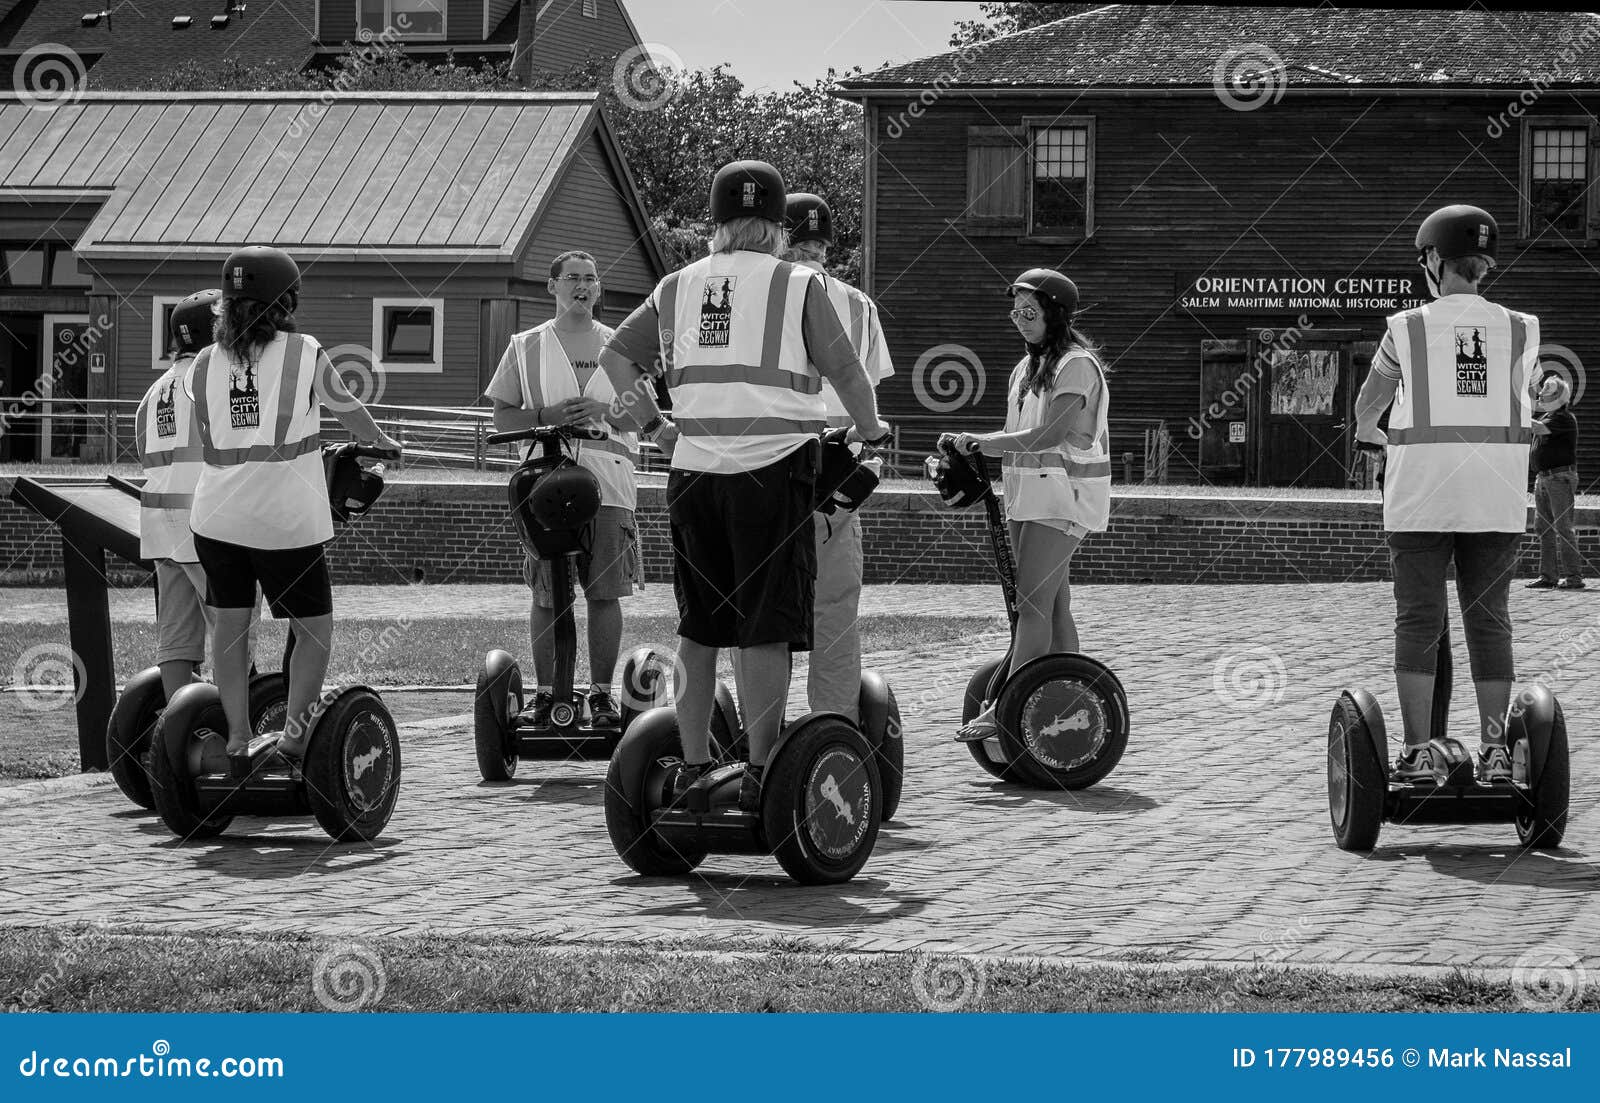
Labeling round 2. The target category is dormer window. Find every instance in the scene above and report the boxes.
[359,0,446,39]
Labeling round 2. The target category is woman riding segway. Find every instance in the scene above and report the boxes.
[951,268,1112,743]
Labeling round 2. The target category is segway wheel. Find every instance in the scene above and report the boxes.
[619,647,669,732]
[604,711,707,876]
[859,673,904,822]
[247,671,290,736]
[764,716,882,885]
[1516,699,1569,850]
[148,685,233,840]
[473,657,521,781]
[107,667,166,810]
[304,687,402,842]
[1327,693,1385,851]
[994,653,1129,790]
[963,658,1030,783]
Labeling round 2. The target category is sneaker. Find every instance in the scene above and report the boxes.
[955,704,998,743]
[588,688,621,729]
[663,761,709,810]
[524,691,554,727]
[737,766,763,815]
[1556,577,1588,590]
[1478,744,1514,784]
[1525,577,1557,589]
[1394,744,1437,783]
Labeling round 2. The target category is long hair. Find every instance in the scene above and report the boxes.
[710,216,786,256]
[1017,296,1102,412]
[214,294,297,375]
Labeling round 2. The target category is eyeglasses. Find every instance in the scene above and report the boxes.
[556,275,600,285]
[1010,306,1039,322]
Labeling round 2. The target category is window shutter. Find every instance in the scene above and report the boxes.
[966,126,1025,220]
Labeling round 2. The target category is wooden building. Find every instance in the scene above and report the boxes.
[0,90,665,462]
[839,6,1600,488]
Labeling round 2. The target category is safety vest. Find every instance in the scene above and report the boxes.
[189,331,334,550]
[1383,294,1537,533]
[135,355,205,562]
[651,251,827,473]
[818,274,895,427]
[1001,350,1112,532]
[511,320,637,510]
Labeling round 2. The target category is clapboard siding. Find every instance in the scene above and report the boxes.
[520,131,656,298]
[870,93,1600,487]
[531,0,640,73]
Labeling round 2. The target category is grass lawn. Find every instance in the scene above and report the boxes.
[4,927,1577,1013]
[0,614,999,781]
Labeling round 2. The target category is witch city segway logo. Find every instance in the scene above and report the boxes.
[155,380,177,439]
[698,277,736,347]
[229,363,261,428]
[1020,683,1110,772]
[804,747,873,861]
[1455,326,1488,396]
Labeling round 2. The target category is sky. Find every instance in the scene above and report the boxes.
[627,0,988,93]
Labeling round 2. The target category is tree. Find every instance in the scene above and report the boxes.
[948,2,1099,47]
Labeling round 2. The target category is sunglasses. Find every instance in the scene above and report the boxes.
[556,275,600,285]
[1009,306,1040,322]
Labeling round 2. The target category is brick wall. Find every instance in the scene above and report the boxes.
[3,477,1596,587]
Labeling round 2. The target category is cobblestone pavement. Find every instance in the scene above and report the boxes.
[1,582,1596,968]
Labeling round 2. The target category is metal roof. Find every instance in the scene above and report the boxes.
[0,91,622,264]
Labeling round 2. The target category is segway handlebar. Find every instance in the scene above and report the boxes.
[345,442,403,461]
[488,425,609,446]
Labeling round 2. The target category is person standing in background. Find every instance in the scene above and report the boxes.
[1526,374,1585,590]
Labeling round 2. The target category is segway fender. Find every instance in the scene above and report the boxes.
[483,649,518,688]
[612,707,681,813]
[1343,688,1389,784]
[1510,685,1557,789]
[157,682,223,775]
[857,670,895,748]
[106,666,167,808]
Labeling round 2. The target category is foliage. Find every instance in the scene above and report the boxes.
[948,2,1099,47]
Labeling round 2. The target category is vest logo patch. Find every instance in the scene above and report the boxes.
[1454,325,1487,396]
[155,380,177,439]
[698,277,736,348]
[229,362,260,428]
[741,182,757,208]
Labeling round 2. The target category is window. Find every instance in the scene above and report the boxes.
[372,298,444,372]
[1527,125,1589,236]
[151,296,184,365]
[582,0,599,17]
[49,247,93,289]
[962,117,1094,238]
[360,0,445,38]
[1,246,46,288]
[1026,118,1093,238]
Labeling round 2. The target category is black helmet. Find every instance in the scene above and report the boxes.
[509,460,601,559]
[815,427,879,515]
[221,246,301,307]
[169,288,221,355]
[710,160,786,224]
[786,192,833,246]
[1007,268,1079,315]
[925,437,989,509]
[1415,205,1498,264]
[323,443,388,524]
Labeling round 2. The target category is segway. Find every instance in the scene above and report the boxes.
[1326,618,1570,852]
[146,442,404,841]
[926,436,1129,790]
[473,424,725,780]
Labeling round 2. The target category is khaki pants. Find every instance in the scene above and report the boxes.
[808,510,863,721]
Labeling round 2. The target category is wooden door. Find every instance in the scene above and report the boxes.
[1261,339,1353,487]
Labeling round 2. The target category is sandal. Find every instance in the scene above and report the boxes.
[955,705,999,743]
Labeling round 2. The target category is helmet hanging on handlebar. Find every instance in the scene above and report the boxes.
[925,443,989,510]
[816,427,880,515]
[323,443,389,524]
[510,458,602,559]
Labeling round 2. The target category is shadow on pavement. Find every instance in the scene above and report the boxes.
[625,874,930,927]
[149,829,401,879]
[966,783,1159,814]
[1418,845,1600,891]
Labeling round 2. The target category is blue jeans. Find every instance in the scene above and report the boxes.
[1534,467,1582,580]
[1387,531,1518,681]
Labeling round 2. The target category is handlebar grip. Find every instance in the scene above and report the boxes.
[487,425,609,446]
[350,442,402,460]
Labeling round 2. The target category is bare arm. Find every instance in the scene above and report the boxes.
[981,391,1089,452]
[1353,368,1398,445]
[599,347,664,431]
[491,399,542,434]
[314,355,398,449]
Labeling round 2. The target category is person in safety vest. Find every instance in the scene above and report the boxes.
[951,268,1113,742]
[189,246,401,776]
[782,192,896,722]
[600,160,892,814]
[1352,204,1538,783]
[484,250,640,728]
[136,289,226,700]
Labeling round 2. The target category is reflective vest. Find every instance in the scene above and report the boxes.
[1002,351,1112,532]
[1383,295,1537,533]
[818,274,894,427]
[652,251,827,473]
[135,355,205,562]
[511,320,637,510]
[189,332,334,550]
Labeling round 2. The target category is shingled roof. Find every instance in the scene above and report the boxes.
[842,5,1600,91]
[0,91,658,266]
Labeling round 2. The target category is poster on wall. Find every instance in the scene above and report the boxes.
[1269,349,1338,416]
